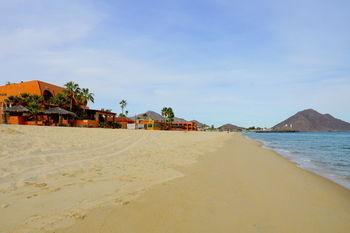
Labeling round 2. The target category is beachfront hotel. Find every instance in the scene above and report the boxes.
[0,80,120,127]
[0,80,64,124]
[0,80,197,131]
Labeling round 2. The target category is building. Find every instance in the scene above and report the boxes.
[114,117,135,129]
[0,80,120,128]
[0,80,64,103]
[0,80,64,123]
[74,109,117,128]
[135,119,197,131]
[136,119,162,130]
[170,121,198,131]
[0,80,198,131]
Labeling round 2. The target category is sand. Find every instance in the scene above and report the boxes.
[1,125,350,233]
[0,125,226,233]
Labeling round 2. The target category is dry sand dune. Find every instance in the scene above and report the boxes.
[1,125,350,233]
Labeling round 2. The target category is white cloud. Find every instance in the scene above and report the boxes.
[0,0,102,58]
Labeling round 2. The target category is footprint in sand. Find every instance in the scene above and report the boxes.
[1,203,10,208]
[24,182,48,189]
[114,198,131,206]
[50,187,61,192]
[122,201,130,205]
[34,183,48,188]
[69,212,86,220]
[26,193,38,199]
[62,173,76,178]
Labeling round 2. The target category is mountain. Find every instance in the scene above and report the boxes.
[134,111,163,121]
[133,111,203,124]
[174,117,187,122]
[191,120,209,129]
[218,124,245,132]
[272,109,350,132]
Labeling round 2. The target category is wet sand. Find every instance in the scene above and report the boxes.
[1,125,350,233]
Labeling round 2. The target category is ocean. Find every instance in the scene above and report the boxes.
[244,132,350,189]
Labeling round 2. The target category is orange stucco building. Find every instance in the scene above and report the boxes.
[0,80,64,123]
[171,121,198,131]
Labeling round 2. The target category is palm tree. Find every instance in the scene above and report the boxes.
[161,107,168,122]
[167,107,174,122]
[5,93,42,108]
[20,93,30,101]
[161,107,175,125]
[5,95,22,106]
[64,81,80,111]
[78,88,95,106]
[49,93,70,108]
[26,95,43,124]
[77,88,94,116]
[119,99,127,117]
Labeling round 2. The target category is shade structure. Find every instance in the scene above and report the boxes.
[5,105,29,113]
[44,107,76,117]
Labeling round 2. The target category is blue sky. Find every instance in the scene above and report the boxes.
[1,0,349,127]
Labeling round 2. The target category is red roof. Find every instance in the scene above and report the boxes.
[115,117,135,123]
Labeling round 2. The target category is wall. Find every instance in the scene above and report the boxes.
[7,116,26,125]
[0,80,64,104]
[75,120,98,128]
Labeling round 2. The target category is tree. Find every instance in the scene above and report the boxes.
[64,81,81,111]
[5,95,22,106]
[119,99,127,117]
[49,93,70,108]
[78,88,94,116]
[161,107,175,123]
[78,88,94,106]
[167,107,174,122]
[5,94,43,123]
[26,95,43,124]
[5,93,42,108]
[161,107,167,121]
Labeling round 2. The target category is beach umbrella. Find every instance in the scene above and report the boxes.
[5,105,29,113]
[44,107,76,117]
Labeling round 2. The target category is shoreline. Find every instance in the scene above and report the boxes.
[243,132,350,190]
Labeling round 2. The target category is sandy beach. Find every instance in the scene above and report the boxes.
[1,125,350,233]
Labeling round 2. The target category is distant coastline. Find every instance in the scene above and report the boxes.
[254,130,299,133]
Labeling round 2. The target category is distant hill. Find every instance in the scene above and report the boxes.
[174,117,187,122]
[272,109,350,132]
[133,111,206,125]
[191,120,209,129]
[218,124,245,132]
[134,111,163,121]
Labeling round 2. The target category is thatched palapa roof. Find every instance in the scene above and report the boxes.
[5,105,29,113]
[44,107,76,116]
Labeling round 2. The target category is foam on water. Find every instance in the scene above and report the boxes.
[245,132,350,189]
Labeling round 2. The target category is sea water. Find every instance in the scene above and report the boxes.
[245,132,350,189]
